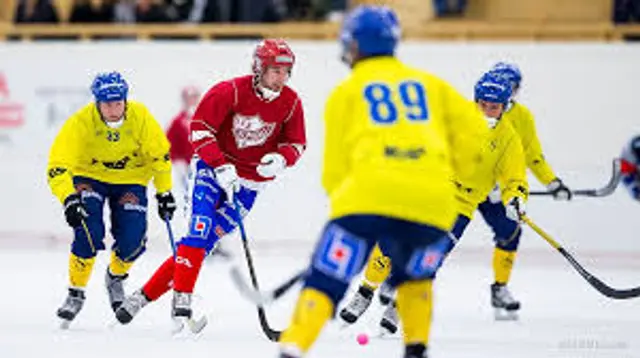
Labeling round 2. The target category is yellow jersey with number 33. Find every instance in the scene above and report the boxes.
[47,101,172,203]
[322,57,488,231]
[454,117,529,218]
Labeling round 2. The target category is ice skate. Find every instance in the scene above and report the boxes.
[491,282,520,320]
[57,288,85,329]
[105,269,128,312]
[404,343,429,358]
[115,289,149,324]
[379,301,399,335]
[171,291,207,334]
[339,285,374,325]
[378,281,395,306]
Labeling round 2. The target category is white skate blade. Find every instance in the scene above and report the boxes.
[187,316,208,334]
[493,307,519,321]
[172,316,208,335]
[59,319,71,330]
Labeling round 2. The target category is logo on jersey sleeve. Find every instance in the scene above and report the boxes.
[232,114,276,149]
[189,215,212,238]
[313,224,368,282]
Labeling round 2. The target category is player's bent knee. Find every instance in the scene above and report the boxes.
[303,269,350,311]
[494,225,521,251]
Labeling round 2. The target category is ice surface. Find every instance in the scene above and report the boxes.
[0,244,638,358]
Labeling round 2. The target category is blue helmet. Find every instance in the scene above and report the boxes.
[474,73,513,106]
[91,71,129,103]
[340,5,401,62]
[489,62,522,90]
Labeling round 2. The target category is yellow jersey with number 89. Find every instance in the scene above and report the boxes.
[322,57,488,231]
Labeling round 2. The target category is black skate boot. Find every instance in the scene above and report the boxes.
[57,288,86,329]
[105,269,128,312]
[115,289,150,324]
[378,282,395,306]
[339,285,374,324]
[379,301,399,334]
[491,282,520,320]
[405,343,428,358]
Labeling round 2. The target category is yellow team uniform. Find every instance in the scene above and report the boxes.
[47,101,172,288]
[506,102,557,185]
[455,113,529,218]
[362,111,529,291]
[321,57,487,231]
[48,101,172,203]
[280,57,488,353]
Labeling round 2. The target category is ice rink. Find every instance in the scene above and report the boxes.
[1,238,638,358]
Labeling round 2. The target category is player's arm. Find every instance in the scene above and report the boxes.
[518,109,557,186]
[140,105,173,194]
[47,114,84,203]
[277,97,307,167]
[441,81,488,179]
[497,134,529,205]
[321,85,349,196]
[190,82,235,168]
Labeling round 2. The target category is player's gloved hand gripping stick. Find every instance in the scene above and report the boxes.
[530,159,621,198]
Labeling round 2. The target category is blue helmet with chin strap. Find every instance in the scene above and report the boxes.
[489,62,522,91]
[340,5,401,64]
[474,72,513,106]
[91,71,129,103]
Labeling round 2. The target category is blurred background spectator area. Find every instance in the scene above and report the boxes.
[0,0,638,41]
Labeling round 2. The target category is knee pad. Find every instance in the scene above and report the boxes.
[494,225,521,251]
[72,219,105,258]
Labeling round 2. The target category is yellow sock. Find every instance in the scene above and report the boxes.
[362,244,391,291]
[69,254,96,289]
[493,247,516,284]
[109,251,134,277]
[396,280,433,346]
[279,288,333,352]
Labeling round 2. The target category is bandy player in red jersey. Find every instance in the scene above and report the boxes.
[115,39,306,330]
[166,86,201,215]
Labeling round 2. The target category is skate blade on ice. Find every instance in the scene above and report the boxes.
[172,316,208,335]
[59,319,72,330]
[493,307,519,321]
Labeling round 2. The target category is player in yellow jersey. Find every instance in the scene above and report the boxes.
[277,6,488,358]
[339,73,531,335]
[47,72,176,328]
[477,62,571,317]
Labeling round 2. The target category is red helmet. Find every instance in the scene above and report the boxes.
[252,39,295,76]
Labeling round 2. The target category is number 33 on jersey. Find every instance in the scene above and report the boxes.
[322,57,488,231]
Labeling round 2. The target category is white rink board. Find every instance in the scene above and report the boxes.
[0,41,639,254]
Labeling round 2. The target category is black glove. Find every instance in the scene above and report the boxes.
[156,192,177,220]
[63,193,89,228]
[546,178,572,200]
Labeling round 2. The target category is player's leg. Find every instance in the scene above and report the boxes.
[378,220,452,358]
[377,214,470,336]
[57,177,107,324]
[278,216,377,357]
[339,244,391,324]
[478,198,522,319]
[105,184,148,312]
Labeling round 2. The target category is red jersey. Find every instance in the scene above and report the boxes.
[166,110,194,164]
[190,75,306,182]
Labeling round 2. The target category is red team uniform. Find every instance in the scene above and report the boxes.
[115,39,306,327]
[166,86,201,166]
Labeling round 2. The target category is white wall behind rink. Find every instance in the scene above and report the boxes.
[0,41,638,256]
